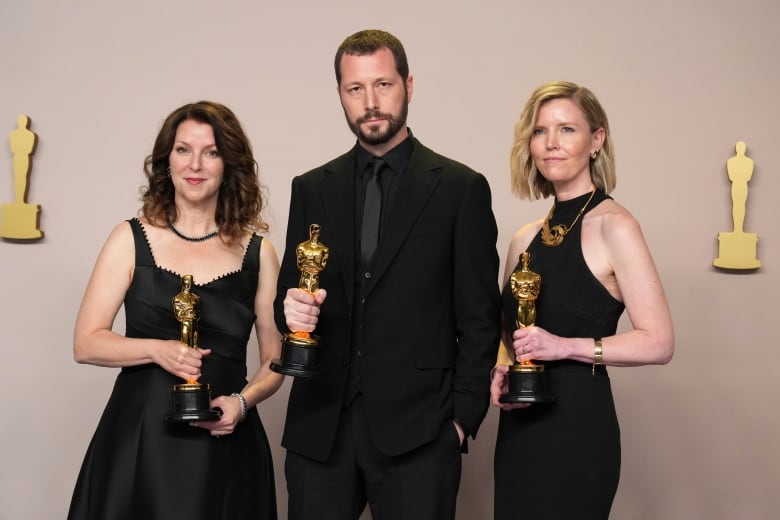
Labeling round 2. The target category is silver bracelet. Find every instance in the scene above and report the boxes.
[230,392,247,422]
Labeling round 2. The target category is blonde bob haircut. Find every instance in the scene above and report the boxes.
[510,81,616,200]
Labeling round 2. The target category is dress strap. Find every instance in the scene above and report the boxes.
[585,189,612,215]
[242,234,262,274]
[128,218,155,267]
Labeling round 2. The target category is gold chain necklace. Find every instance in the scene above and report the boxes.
[541,189,596,247]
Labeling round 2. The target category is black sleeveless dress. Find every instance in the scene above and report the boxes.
[494,190,624,520]
[68,218,277,520]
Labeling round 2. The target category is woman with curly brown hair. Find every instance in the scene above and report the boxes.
[68,101,281,520]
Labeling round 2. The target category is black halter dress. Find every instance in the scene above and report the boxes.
[494,190,624,519]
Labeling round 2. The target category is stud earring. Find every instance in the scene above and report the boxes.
[590,149,599,159]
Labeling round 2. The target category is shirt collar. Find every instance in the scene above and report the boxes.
[356,129,414,178]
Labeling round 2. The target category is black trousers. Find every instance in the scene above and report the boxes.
[285,395,462,520]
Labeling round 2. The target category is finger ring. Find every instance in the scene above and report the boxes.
[216,434,221,438]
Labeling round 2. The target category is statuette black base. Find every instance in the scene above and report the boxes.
[499,367,556,404]
[164,382,222,422]
[270,333,323,378]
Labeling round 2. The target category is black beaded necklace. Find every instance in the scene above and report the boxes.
[167,219,219,242]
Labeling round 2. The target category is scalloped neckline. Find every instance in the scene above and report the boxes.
[135,218,250,287]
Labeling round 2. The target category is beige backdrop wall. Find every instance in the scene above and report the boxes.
[1,1,778,518]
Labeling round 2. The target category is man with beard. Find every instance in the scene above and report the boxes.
[274,29,500,520]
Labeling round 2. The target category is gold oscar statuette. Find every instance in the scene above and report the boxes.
[1,115,43,240]
[499,251,555,403]
[271,223,329,378]
[164,275,222,422]
[713,141,761,270]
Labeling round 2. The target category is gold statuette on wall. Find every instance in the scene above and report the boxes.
[499,251,555,404]
[1,115,43,240]
[713,141,761,270]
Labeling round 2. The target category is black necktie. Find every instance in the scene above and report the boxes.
[361,158,386,262]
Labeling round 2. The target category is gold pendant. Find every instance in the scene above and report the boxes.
[541,224,567,247]
[540,189,597,248]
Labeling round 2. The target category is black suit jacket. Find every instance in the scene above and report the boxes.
[274,136,500,460]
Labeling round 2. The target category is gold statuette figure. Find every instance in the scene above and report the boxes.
[165,275,221,422]
[714,141,761,270]
[295,223,329,306]
[173,274,201,357]
[1,115,43,240]
[271,224,330,377]
[500,251,555,403]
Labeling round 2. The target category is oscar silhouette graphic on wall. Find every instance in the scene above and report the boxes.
[1,114,43,240]
[713,141,760,270]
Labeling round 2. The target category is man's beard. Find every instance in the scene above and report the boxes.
[345,98,409,146]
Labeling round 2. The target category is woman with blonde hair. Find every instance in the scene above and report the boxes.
[491,81,674,518]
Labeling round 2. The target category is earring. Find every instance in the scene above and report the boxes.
[166,166,171,176]
[590,149,599,159]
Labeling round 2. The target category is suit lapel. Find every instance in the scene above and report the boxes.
[367,141,441,291]
[321,149,357,306]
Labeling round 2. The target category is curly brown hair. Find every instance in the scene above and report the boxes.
[141,101,268,242]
